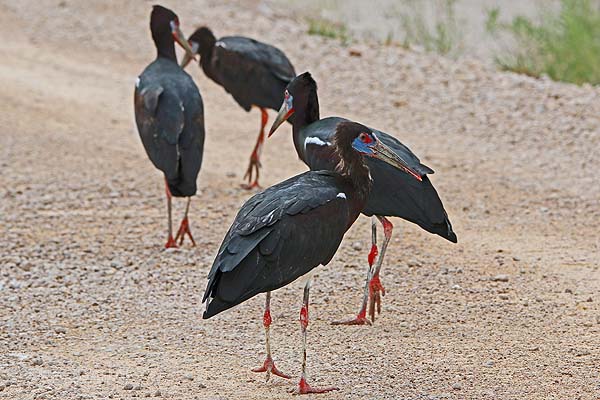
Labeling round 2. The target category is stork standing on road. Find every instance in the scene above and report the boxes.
[202,121,424,394]
[269,72,457,324]
[134,5,205,248]
[180,27,296,189]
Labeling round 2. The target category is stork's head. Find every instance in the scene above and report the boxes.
[180,27,216,68]
[269,72,319,136]
[334,122,423,182]
[150,5,196,60]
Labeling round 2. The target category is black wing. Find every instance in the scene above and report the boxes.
[203,171,354,318]
[220,36,295,81]
[363,128,455,242]
[364,162,456,242]
[209,37,296,111]
[299,117,456,242]
[134,59,205,196]
[374,128,434,176]
[134,82,184,179]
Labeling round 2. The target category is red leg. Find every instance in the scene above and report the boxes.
[252,292,290,381]
[174,197,196,246]
[367,217,392,322]
[164,178,177,248]
[242,108,268,190]
[295,280,338,394]
[332,217,379,325]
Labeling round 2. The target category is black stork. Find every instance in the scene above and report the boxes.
[203,121,423,394]
[134,5,205,248]
[180,27,296,189]
[269,72,457,325]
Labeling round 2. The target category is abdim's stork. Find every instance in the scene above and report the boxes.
[269,72,457,324]
[181,27,295,189]
[134,5,205,248]
[202,122,423,393]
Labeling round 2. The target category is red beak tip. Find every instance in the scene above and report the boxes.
[408,169,422,181]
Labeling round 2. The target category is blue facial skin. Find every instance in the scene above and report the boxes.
[285,92,294,110]
[351,134,376,156]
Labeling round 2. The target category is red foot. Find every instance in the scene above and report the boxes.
[331,309,372,326]
[242,147,262,190]
[251,355,291,380]
[165,235,178,249]
[241,179,261,190]
[295,377,338,395]
[174,217,196,246]
[368,244,379,266]
[368,274,386,322]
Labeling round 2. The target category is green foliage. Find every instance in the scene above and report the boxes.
[307,18,349,45]
[487,0,600,85]
[398,0,463,56]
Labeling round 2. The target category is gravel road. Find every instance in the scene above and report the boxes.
[0,1,598,399]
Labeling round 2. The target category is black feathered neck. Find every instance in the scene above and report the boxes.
[288,72,320,129]
[332,122,372,201]
[151,5,178,61]
[189,27,217,65]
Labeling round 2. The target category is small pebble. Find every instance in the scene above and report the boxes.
[31,358,43,366]
[54,326,67,334]
[452,382,462,390]
[492,274,509,282]
[124,384,133,390]
[575,349,590,357]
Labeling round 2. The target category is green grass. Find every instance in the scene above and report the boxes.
[396,0,463,56]
[307,17,349,44]
[302,0,463,55]
[487,0,600,85]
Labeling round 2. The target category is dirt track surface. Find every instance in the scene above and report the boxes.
[1,1,599,399]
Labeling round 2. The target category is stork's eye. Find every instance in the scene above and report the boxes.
[284,90,289,100]
[359,133,372,143]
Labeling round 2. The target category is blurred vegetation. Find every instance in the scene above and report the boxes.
[307,17,349,45]
[486,0,600,85]
[394,0,464,56]
[303,0,463,55]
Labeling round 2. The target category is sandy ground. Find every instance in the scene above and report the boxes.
[0,1,599,399]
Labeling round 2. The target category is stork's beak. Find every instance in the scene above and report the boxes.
[371,134,423,181]
[180,41,199,68]
[171,23,197,62]
[268,100,294,137]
